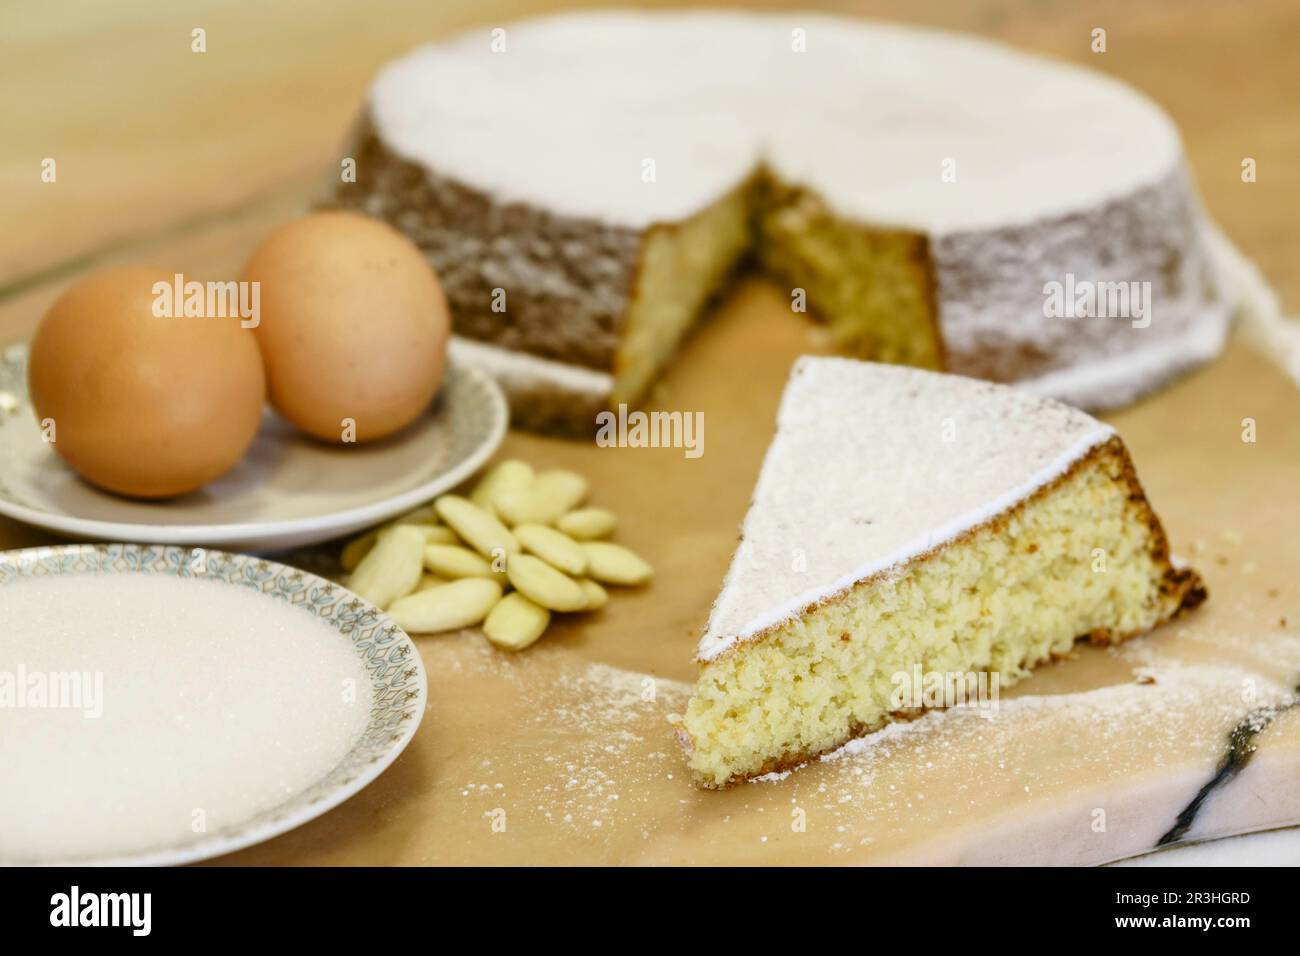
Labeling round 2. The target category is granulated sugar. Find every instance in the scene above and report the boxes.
[0,573,371,862]
[514,663,690,833]
[427,639,692,844]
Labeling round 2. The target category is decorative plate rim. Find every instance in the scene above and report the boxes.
[0,542,428,867]
[0,343,508,549]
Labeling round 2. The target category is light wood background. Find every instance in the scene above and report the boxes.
[2,1,1298,864]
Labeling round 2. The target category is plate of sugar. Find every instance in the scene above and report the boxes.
[0,543,425,865]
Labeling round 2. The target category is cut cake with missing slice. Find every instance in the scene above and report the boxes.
[334,11,1235,433]
[679,357,1206,788]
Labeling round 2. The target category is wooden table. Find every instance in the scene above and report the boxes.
[3,0,1298,865]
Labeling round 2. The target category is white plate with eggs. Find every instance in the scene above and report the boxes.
[0,341,507,552]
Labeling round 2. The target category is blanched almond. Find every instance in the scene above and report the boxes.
[424,543,503,580]
[348,525,425,607]
[483,593,551,651]
[514,524,588,576]
[341,522,454,573]
[506,554,587,612]
[434,494,519,559]
[556,507,616,540]
[403,523,458,545]
[577,577,608,610]
[581,542,653,586]
[386,578,503,634]
[417,573,448,592]
[470,459,534,515]
[340,529,378,572]
[536,469,588,503]
[494,470,588,526]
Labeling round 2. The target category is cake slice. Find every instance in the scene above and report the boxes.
[679,357,1205,788]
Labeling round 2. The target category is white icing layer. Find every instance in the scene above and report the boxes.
[698,358,1113,661]
[371,11,1181,233]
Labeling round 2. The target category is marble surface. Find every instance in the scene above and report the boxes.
[1120,827,1300,866]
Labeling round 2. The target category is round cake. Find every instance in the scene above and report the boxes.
[332,10,1236,432]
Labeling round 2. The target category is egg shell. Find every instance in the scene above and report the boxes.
[242,211,450,443]
[27,266,266,499]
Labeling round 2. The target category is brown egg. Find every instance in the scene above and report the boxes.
[27,266,266,499]
[242,211,450,443]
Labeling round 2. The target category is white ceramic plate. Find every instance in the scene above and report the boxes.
[0,542,426,866]
[0,342,507,552]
